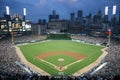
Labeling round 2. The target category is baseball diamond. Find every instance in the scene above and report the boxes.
[36,51,86,71]
[18,40,104,75]
[0,1,120,79]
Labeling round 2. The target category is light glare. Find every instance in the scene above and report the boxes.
[105,6,108,15]
[113,5,116,15]
[23,8,26,16]
[6,6,10,15]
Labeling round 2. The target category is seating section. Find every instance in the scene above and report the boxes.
[0,35,120,80]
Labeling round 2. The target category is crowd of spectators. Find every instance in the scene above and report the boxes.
[0,38,28,74]
[71,35,106,44]
[93,39,120,76]
[0,74,120,80]
[0,35,120,80]
[14,35,47,43]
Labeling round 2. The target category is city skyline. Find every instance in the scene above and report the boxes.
[0,0,119,22]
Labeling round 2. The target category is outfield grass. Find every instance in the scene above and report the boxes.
[19,40,104,75]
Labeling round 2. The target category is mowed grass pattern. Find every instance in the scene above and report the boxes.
[19,40,104,75]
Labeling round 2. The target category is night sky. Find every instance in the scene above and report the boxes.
[0,0,119,22]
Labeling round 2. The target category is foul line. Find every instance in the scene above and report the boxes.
[40,59,58,68]
[66,59,83,67]
[39,58,83,71]
[73,47,108,76]
[15,46,50,75]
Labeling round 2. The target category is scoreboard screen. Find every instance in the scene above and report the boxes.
[23,24,31,31]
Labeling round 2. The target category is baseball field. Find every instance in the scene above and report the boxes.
[19,40,104,75]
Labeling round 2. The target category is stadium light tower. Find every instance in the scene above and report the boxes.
[104,6,109,40]
[105,5,117,46]
[6,6,14,44]
[22,8,26,31]
[23,8,26,16]
[23,8,26,21]
[6,6,10,15]
[107,5,117,45]
[112,5,117,15]
[105,6,108,15]
[104,6,109,30]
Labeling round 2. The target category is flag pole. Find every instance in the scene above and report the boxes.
[108,32,111,46]
[11,27,14,44]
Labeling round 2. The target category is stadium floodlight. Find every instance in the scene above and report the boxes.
[105,6,108,15]
[23,8,26,16]
[112,5,117,15]
[6,6,10,15]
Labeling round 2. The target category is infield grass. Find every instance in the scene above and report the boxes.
[45,54,77,66]
[19,40,104,75]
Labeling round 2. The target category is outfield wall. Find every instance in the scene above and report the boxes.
[47,33,71,40]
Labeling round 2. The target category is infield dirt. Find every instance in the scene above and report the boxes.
[36,51,86,60]
[36,51,86,71]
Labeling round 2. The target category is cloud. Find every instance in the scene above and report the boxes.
[71,0,78,3]
[52,0,65,2]
[56,0,64,2]
[52,0,78,3]
[40,0,46,5]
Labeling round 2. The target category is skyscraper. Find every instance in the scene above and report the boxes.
[119,9,120,24]
[97,10,102,20]
[77,10,83,18]
[70,13,75,22]
[49,10,59,22]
